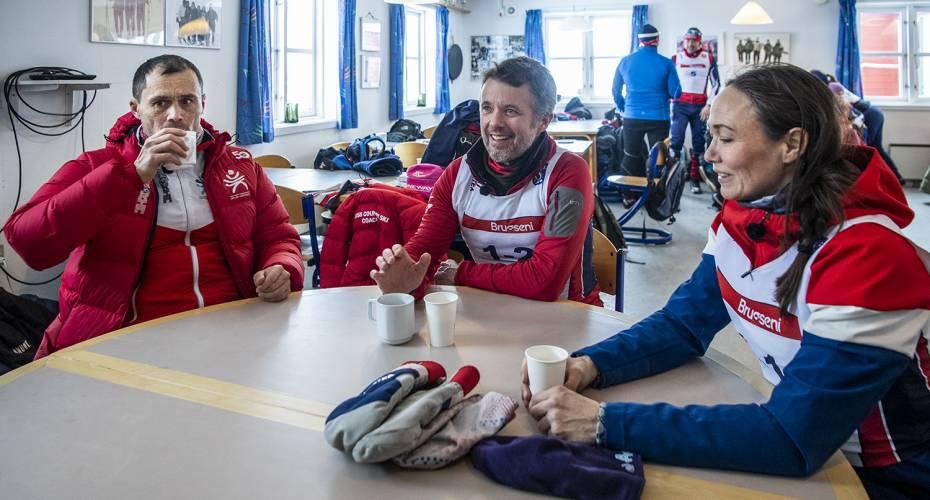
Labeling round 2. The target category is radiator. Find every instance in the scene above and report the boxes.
[889,143,930,181]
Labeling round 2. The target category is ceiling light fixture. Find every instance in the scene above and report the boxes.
[730,1,774,25]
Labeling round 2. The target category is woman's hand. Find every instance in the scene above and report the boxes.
[527,385,600,443]
[521,355,599,407]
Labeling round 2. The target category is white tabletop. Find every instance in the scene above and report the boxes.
[548,120,603,136]
[0,286,865,499]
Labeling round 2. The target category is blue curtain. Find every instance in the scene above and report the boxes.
[630,5,648,53]
[524,9,546,64]
[389,4,405,120]
[836,0,863,97]
[435,6,450,114]
[339,0,358,129]
[236,0,274,145]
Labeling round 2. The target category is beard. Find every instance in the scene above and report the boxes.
[483,128,537,164]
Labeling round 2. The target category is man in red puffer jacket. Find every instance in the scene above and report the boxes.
[3,55,303,358]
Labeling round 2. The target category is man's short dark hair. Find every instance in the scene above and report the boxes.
[482,56,556,118]
[132,54,204,100]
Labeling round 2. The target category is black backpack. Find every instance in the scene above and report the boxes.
[386,119,425,143]
[592,194,627,251]
[564,97,593,120]
[645,142,687,223]
[313,146,345,170]
[0,289,55,372]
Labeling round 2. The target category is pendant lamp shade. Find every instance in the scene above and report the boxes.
[731,1,774,25]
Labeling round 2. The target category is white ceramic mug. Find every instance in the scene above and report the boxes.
[368,293,415,344]
[424,291,458,347]
[525,345,569,396]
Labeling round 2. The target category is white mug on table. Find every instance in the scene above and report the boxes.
[368,293,415,344]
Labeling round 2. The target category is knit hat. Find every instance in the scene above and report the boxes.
[405,163,443,196]
[638,24,660,46]
[470,435,645,500]
[683,27,702,42]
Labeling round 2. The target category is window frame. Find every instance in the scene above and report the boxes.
[859,2,930,106]
[543,10,632,103]
[272,0,326,123]
[403,5,436,111]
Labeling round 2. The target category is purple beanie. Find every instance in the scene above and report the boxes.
[470,435,645,500]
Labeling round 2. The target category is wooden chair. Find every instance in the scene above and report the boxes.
[254,154,294,168]
[275,185,322,288]
[592,228,626,312]
[328,141,351,151]
[394,142,428,169]
[422,125,437,138]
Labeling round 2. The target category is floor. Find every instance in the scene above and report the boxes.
[305,185,930,376]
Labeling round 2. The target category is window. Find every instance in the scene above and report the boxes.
[544,11,631,102]
[859,3,930,104]
[404,5,436,109]
[272,0,338,123]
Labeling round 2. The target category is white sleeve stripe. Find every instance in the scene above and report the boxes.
[806,304,929,356]
[703,227,717,256]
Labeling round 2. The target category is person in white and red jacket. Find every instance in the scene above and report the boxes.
[371,57,600,305]
[3,55,303,358]
[523,65,930,498]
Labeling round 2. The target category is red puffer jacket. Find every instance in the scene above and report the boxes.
[3,113,303,357]
[320,185,428,287]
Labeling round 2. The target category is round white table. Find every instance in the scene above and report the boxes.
[0,286,866,499]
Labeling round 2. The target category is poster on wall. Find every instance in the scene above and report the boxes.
[675,34,722,65]
[471,35,526,79]
[361,55,381,88]
[731,33,790,66]
[90,0,165,46]
[166,0,222,49]
[360,17,381,52]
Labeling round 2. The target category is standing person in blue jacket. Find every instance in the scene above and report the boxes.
[523,64,930,499]
[611,24,681,181]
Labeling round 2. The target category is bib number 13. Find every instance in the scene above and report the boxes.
[482,245,533,261]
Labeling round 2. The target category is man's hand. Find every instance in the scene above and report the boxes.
[700,104,711,122]
[528,385,600,443]
[369,244,431,294]
[253,264,291,302]
[433,259,458,286]
[521,355,599,407]
[134,128,189,183]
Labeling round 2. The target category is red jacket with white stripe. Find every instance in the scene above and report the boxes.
[404,136,600,304]
[3,113,303,357]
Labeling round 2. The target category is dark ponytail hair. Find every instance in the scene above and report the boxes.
[728,65,859,313]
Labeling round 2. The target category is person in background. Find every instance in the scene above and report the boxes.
[370,57,600,306]
[3,54,303,358]
[670,27,720,194]
[811,70,905,183]
[611,24,681,187]
[523,64,930,499]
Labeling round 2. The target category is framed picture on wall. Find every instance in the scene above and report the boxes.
[470,35,526,80]
[360,16,381,52]
[361,55,381,89]
[675,34,722,65]
[166,0,222,49]
[90,0,165,46]
[731,33,790,66]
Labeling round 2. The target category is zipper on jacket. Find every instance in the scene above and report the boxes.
[175,169,205,308]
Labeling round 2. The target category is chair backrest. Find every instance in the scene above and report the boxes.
[592,228,617,296]
[254,154,293,168]
[422,125,437,138]
[328,141,352,151]
[394,142,428,169]
[274,185,308,225]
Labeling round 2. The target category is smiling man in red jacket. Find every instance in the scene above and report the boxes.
[371,57,599,304]
[3,55,303,357]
